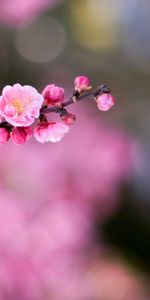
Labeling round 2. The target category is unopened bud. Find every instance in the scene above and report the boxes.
[11,127,32,145]
[96,93,116,111]
[61,113,76,125]
[74,76,91,93]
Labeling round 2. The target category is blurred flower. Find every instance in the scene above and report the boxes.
[0,84,43,127]
[34,121,70,143]
[0,127,10,145]
[0,108,135,215]
[0,0,61,27]
[0,191,91,300]
[0,108,136,299]
[42,84,65,105]
[11,127,32,145]
[88,258,148,300]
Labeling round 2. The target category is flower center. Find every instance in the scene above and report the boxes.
[12,99,24,113]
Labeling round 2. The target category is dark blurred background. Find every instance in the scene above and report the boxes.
[0,0,149,299]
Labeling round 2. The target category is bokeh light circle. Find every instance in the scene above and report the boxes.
[15,16,66,63]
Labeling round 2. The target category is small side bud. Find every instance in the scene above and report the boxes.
[61,113,76,125]
[74,76,91,93]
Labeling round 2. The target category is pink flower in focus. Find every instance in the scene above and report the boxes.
[42,84,65,105]
[34,121,69,143]
[74,76,91,93]
[11,127,32,145]
[96,93,115,111]
[0,128,10,145]
[0,84,44,127]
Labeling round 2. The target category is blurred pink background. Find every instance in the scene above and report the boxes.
[0,0,149,299]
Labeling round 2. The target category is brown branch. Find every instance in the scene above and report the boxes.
[40,90,94,115]
[0,85,106,128]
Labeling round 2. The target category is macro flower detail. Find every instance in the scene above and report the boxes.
[0,78,116,145]
[0,84,44,127]
[42,84,65,105]
[11,126,32,145]
[74,76,91,93]
[0,127,10,144]
[96,93,116,111]
[34,122,70,143]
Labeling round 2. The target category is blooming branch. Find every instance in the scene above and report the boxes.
[0,76,116,145]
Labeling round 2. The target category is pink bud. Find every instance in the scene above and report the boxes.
[0,128,10,145]
[42,84,64,105]
[74,75,91,92]
[11,127,32,145]
[34,121,69,143]
[96,93,116,111]
[61,113,76,125]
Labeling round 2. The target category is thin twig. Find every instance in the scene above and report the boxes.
[40,90,93,114]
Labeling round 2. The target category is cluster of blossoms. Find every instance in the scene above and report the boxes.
[0,76,116,145]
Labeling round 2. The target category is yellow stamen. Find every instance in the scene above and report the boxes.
[12,99,24,113]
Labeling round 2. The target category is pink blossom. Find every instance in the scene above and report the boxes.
[11,127,32,145]
[74,76,91,92]
[96,93,115,111]
[0,128,10,145]
[42,84,65,105]
[34,121,69,143]
[0,84,44,127]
